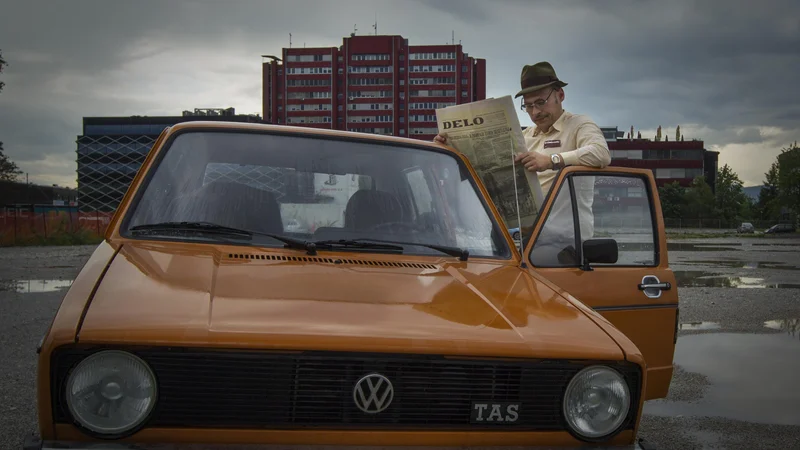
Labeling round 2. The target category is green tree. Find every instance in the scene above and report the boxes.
[683,175,717,220]
[0,48,6,93]
[715,164,748,226]
[0,50,18,181]
[658,181,685,218]
[0,142,22,181]
[758,161,781,220]
[777,141,800,223]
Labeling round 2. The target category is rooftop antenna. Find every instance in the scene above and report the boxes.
[289,33,292,48]
[452,30,454,45]
[373,13,377,35]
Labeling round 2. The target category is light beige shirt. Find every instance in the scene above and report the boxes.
[522,110,611,243]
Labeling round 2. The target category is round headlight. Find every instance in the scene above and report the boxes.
[65,350,157,436]
[563,365,631,440]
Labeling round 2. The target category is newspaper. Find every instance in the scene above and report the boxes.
[435,96,544,231]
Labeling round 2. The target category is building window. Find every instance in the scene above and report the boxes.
[462,91,468,97]
[656,168,687,179]
[627,187,644,198]
[400,129,405,135]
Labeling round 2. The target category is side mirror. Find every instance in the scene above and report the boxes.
[582,238,618,270]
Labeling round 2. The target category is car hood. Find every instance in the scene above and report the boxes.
[77,242,623,360]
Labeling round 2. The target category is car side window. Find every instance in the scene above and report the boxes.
[530,174,657,267]
[530,182,578,267]
[589,175,656,266]
[405,167,433,215]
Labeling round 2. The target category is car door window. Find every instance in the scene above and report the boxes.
[530,182,577,267]
[590,175,656,266]
[531,174,656,267]
[405,167,433,215]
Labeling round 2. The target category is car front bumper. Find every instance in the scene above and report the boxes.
[23,435,652,450]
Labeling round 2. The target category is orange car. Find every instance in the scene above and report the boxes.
[26,122,678,449]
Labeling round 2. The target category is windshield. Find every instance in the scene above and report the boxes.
[122,130,511,258]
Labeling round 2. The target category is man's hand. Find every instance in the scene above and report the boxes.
[514,151,553,172]
[433,134,447,145]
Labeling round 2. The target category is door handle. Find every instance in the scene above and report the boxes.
[640,275,670,299]
[638,282,671,291]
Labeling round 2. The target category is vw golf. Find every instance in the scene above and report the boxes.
[25,122,678,449]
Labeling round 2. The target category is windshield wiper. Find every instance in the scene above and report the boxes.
[311,239,405,254]
[129,221,313,253]
[316,238,469,261]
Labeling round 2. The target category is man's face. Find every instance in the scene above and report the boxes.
[522,87,564,130]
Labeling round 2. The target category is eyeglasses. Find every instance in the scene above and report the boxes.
[520,88,556,112]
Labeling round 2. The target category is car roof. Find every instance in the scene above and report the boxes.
[166,121,455,154]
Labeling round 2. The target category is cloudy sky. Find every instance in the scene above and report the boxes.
[1,0,798,188]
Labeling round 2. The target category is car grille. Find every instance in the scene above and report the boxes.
[51,347,641,431]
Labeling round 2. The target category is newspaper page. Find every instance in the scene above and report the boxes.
[435,96,544,231]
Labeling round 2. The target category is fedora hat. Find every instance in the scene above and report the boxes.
[515,61,568,98]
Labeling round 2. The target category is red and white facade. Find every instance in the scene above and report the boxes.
[262,35,486,141]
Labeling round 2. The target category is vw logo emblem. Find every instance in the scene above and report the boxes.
[353,373,394,414]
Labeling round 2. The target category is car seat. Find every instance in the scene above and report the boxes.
[172,181,283,235]
[344,190,404,231]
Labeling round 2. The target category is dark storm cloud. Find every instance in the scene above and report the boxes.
[0,0,797,188]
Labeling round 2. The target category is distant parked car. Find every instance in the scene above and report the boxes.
[737,222,755,233]
[765,223,796,234]
[508,227,521,240]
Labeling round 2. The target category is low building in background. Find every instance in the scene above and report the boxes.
[76,108,262,213]
[600,126,719,192]
[0,180,78,207]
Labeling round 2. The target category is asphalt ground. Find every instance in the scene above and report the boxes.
[1,237,799,449]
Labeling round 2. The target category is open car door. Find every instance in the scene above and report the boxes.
[522,166,678,400]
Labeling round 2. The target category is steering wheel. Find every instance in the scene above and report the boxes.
[368,221,426,233]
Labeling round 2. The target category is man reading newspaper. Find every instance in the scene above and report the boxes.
[435,61,610,265]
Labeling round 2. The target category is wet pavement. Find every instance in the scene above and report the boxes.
[638,236,800,449]
[645,332,800,425]
[1,239,800,449]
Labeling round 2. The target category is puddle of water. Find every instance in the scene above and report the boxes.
[764,319,800,338]
[680,321,722,330]
[679,260,800,270]
[1,279,74,293]
[674,271,800,288]
[644,332,800,425]
[668,243,742,252]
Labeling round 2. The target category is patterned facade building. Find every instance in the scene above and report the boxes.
[262,34,486,142]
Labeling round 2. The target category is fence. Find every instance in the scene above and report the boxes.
[0,206,113,246]
[663,218,793,230]
[1,204,795,246]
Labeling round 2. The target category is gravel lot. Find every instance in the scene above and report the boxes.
[1,237,799,449]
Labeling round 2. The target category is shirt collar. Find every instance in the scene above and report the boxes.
[533,110,570,137]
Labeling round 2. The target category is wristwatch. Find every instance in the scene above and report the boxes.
[550,153,565,170]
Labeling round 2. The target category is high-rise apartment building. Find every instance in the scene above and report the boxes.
[262,34,486,141]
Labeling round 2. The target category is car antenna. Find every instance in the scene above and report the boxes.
[509,129,527,268]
